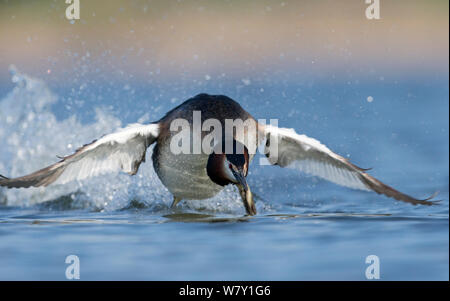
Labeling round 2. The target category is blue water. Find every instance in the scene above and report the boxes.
[0,68,448,280]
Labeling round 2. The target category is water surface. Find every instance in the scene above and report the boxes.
[0,69,448,280]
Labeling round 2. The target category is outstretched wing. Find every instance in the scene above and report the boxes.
[0,123,159,188]
[263,125,437,205]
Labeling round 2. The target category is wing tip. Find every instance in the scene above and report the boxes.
[415,191,441,206]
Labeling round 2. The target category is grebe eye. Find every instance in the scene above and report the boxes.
[229,164,233,169]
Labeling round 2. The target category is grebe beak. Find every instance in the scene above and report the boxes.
[232,168,256,216]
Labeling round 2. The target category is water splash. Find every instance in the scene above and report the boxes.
[0,67,270,214]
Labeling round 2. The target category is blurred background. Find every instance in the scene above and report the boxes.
[0,0,448,280]
[0,0,448,114]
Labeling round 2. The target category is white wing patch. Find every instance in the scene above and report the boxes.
[264,125,368,190]
[0,123,159,188]
[263,125,437,205]
[289,160,370,191]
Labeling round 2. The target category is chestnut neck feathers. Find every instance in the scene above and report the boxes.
[206,139,249,187]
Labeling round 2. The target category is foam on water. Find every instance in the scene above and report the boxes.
[0,67,262,214]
